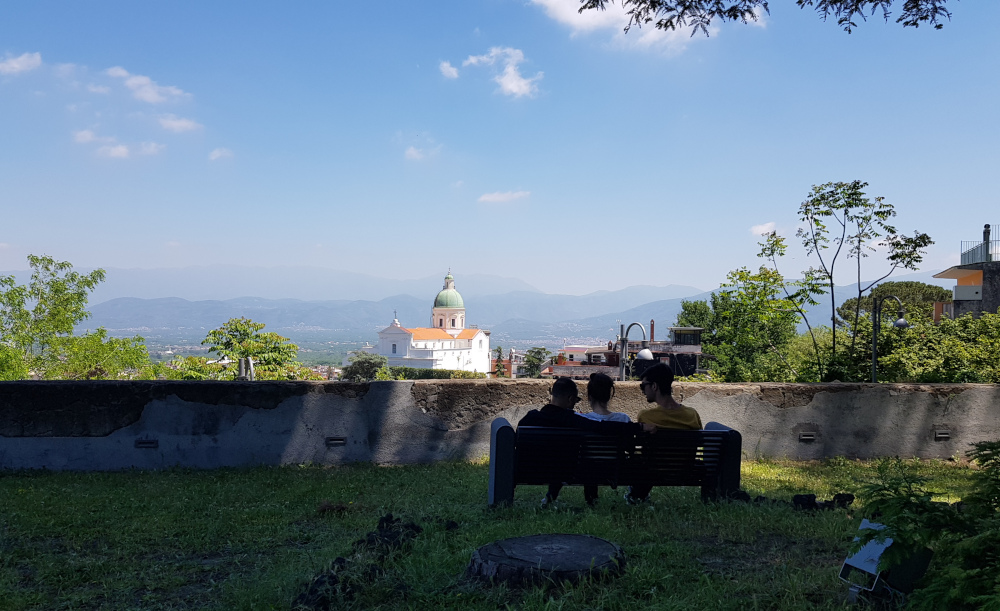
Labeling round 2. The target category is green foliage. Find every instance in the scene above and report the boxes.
[164,356,227,380]
[493,345,506,378]
[0,344,28,380]
[683,260,804,382]
[373,365,399,381]
[856,442,1000,610]
[384,366,486,380]
[577,1,955,36]
[340,351,388,382]
[0,255,152,379]
[793,181,932,377]
[43,328,152,380]
[522,347,551,378]
[201,317,310,380]
[866,311,1000,383]
[837,280,951,324]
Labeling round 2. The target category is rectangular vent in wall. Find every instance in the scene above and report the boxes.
[134,438,159,449]
[934,430,951,442]
[325,437,347,448]
[798,432,817,443]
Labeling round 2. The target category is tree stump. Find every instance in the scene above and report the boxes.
[466,534,625,586]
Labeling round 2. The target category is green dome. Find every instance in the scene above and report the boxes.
[434,288,464,308]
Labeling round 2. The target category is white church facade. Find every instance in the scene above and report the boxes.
[372,273,491,373]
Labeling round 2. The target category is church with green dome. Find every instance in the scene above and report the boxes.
[367,272,491,373]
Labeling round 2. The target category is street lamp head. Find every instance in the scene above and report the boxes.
[893,318,909,329]
[636,348,654,360]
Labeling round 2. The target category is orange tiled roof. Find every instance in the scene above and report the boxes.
[455,329,481,339]
[407,328,456,340]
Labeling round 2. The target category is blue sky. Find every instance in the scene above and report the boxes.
[1,0,997,295]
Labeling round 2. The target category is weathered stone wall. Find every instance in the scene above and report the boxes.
[0,380,996,470]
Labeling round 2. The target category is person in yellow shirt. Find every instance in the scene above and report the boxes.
[625,362,702,504]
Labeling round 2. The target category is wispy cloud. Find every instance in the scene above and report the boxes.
[87,83,110,94]
[158,114,202,132]
[462,47,542,98]
[73,129,115,144]
[105,66,190,103]
[97,144,130,158]
[0,52,42,75]
[478,190,530,203]
[139,142,165,155]
[209,148,233,161]
[529,0,714,55]
[404,144,442,161]
[750,222,776,235]
[439,61,459,79]
[74,129,98,143]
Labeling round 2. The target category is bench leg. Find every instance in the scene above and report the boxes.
[488,419,516,508]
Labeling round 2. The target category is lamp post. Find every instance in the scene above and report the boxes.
[619,322,649,381]
[871,295,909,383]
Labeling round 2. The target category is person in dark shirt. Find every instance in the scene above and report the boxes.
[517,377,647,507]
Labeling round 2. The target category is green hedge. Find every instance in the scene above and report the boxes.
[388,366,486,380]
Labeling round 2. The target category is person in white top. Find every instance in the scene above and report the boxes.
[579,372,630,505]
[580,372,631,423]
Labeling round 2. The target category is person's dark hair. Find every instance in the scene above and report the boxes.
[640,363,674,396]
[551,376,579,400]
[587,372,615,403]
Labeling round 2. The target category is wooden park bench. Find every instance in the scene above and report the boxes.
[488,418,742,507]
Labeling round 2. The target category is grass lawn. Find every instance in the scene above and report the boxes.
[0,458,975,610]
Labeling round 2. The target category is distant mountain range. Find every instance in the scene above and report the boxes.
[68,266,954,347]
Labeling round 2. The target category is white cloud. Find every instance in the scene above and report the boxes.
[529,0,712,55]
[97,144,130,158]
[158,114,202,132]
[166,240,182,248]
[139,142,165,155]
[209,148,233,161]
[0,52,42,75]
[87,83,110,94]
[750,222,776,235]
[462,47,542,98]
[74,129,97,143]
[439,61,459,79]
[405,146,425,160]
[73,129,115,144]
[0,243,11,250]
[105,66,190,103]
[478,190,530,203]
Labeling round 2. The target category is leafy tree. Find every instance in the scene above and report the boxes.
[341,351,388,382]
[494,346,506,378]
[837,280,951,323]
[44,329,152,380]
[676,299,715,334]
[522,347,552,378]
[0,255,106,374]
[752,181,931,379]
[165,356,226,380]
[677,266,802,382]
[0,344,28,380]
[201,317,306,380]
[577,0,954,36]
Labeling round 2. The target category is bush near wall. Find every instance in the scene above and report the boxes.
[388,366,486,380]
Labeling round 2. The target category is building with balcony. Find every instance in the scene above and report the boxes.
[934,224,1000,320]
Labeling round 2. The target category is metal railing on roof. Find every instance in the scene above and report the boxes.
[961,240,1000,265]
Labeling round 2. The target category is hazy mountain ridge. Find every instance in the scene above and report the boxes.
[78,270,953,346]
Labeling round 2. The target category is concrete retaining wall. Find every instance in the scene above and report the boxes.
[0,380,996,470]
